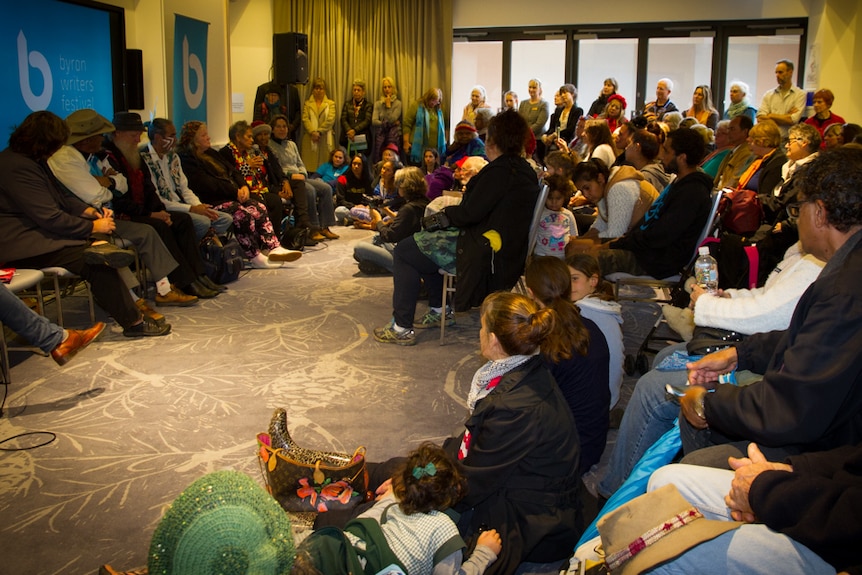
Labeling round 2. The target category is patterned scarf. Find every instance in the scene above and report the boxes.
[227,142,267,193]
[410,104,446,164]
[726,96,751,119]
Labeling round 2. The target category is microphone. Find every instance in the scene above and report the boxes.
[251,144,262,157]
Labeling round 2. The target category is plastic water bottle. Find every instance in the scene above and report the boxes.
[694,246,718,294]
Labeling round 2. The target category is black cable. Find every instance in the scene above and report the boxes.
[0,382,58,451]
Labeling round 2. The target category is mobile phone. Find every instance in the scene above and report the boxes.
[555,126,561,140]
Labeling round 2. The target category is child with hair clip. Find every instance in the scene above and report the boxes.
[351,442,502,575]
[535,174,578,258]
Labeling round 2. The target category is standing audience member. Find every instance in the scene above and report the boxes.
[723,80,757,123]
[403,87,446,166]
[253,82,301,141]
[0,111,168,337]
[461,85,492,124]
[502,90,519,112]
[141,118,233,242]
[301,77,337,171]
[757,59,806,138]
[644,78,678,122]
[370,76,402,164]
[518,78,550,142]
[804,89,845,146]
[684,85,719,130]
[339,80,373,154]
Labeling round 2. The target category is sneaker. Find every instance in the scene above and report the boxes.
[251,253,282,269]
[373,323,416,346]
[320,228,340,240]
[414,308,454,329]
[123,316,172,337]
[83,242,136,269]
[267,246,303,263]
[135,298,166,325]
[154,286,198,307]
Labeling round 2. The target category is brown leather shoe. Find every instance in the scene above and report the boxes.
[51,322,105,366]
[154,286,198,307]
[309,231,326,242]
[320,227,340,240]
[135,298,166,325]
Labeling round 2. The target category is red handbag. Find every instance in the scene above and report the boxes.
[719,188,764,237]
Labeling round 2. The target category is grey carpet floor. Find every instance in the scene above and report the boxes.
[0,227,667,574]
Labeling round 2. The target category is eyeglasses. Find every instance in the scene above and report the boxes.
[786,201,810,218]
[787,137,806,144]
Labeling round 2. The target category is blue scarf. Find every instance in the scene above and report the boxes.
[410,104,445,164]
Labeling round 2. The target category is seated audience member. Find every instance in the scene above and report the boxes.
[474,107,494,143]
[822,123,843,150]
[714,115,755,190]
[301,77,337,172]
[267,114,337,242]
[596,241,824,499]
[252,121,294,218]
[353,166,431,274]
[141,118,233,242]
[425,163,455,201]
[304,442,501,573]
[641,442,862,575]
[526,256,610,474]
[756,59,807,139]
[842,123,862,145]
[594,128,712,279]
[690,123,715,152]
[683,85,719,130]
[371,143,403,188]
[599,94,627,135]
[544,149,578,180]
[370,76,402,164]
[610,121,635,167]
[443,120,486,166]
[334,153,374,225]
[730,120,786,225]
[723,80,757,123]
[0,286,104,366]
[313,145,350,191]
[679,147,862,466]
[461,85,492,124]
[351,159,401,230]
[566,253,624,410]
[220,120,284,227]
[339,79,373,152]
[534,174,578,258]
[49,109,204,312]
[176,121,300,269]
[0,111,168,337]
[660,110,684,131]
[587,77,618,118]
[761,122,821,225]
[519,78,551,150]
[421,147,440,176]
[625,128,672,192]
[804,88,845,146]
[403,87,446,166]
[643,78,679,122]
[102,112,215,301]
[373,110,539,345]
[700,119,732,179]
[573,158,658,241]
[582,119,617,168]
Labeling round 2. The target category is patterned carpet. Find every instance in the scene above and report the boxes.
[0,227,665,574]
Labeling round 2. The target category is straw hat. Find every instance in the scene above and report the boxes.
[65,109,115,145]
[147,471,295,575]
[598,484,742,575]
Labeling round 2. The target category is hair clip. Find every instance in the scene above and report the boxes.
[412,462,437,479]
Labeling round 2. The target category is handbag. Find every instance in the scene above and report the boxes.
[718,188,764,237]
[200,231,243,284]
[686,325,747,356]
[257,408,369,513]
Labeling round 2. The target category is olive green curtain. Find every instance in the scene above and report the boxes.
[273,0,453,143]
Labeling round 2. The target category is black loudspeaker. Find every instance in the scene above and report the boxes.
[124,49,145,110]
[273,33,308,85]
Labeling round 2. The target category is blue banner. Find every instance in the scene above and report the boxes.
[0,0,114,133]
[173,14,208,127]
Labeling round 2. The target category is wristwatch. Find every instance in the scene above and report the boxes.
[694,393,707,420]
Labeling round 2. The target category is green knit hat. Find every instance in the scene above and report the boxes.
[148,471,295,575]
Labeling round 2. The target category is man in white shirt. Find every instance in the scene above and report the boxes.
[757,60,807,139]
[141,118,233,240]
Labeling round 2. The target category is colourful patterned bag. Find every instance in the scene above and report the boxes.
[256,408,369,513]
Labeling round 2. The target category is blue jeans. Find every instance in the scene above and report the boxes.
[644,464,835,574]
[178,209,233,241]
[598,343,688,498]
[1,286,64,354]
[306,179,336,228]
[354,240,395,272]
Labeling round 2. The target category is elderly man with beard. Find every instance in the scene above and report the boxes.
[102,112,217,301]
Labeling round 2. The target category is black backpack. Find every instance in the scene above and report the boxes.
[200,233,243,284]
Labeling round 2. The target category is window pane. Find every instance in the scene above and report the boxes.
[578,38,638,119]
[510,39,566,131]
[451,41,502,141]
[724,35,801,113]
[646,37,714,117]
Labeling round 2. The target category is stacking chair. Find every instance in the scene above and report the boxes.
[2,269,46,384]
[40,268,96,328]
[440,184,550,342]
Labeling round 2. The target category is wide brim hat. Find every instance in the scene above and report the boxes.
[148,470,295,575]
[112,111,146,132]
[65,109,115,145]
[598,484,742,575]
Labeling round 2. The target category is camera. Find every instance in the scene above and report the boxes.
[421,211,451,232]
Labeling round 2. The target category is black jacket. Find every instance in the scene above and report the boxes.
[610,170,713,278]
[376,197,429,244]
[444,356,582,575]
[178,149,245,205]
